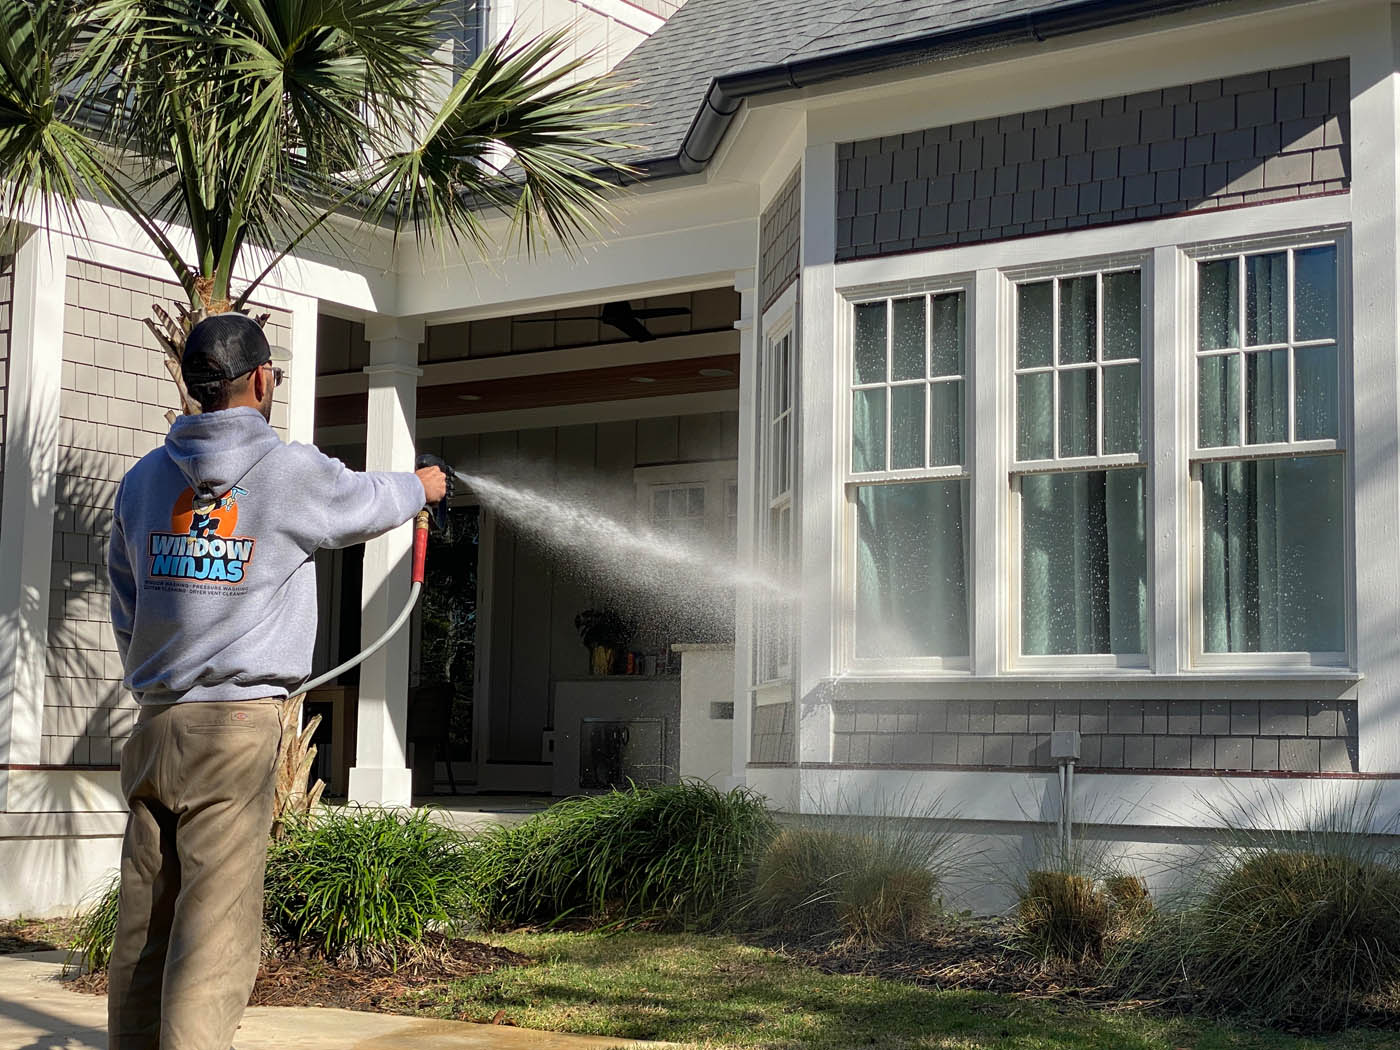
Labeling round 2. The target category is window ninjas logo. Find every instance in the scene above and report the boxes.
[148,486,255,584]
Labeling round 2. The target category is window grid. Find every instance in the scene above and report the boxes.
[850,291,967,480]
[1013,269,1144,468]
[1194,243,1342,457]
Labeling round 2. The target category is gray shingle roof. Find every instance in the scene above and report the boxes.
[607,0,1198,170]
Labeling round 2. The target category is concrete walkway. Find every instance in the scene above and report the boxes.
[0,952,671,1050]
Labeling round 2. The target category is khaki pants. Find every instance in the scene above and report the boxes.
[108,699,282,1050]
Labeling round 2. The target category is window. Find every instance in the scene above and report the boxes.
[1192,241,1347,659]
[758,328,796,681]
[651,485,707,538]
[1012,268,1148,660]
[849,291,969,662]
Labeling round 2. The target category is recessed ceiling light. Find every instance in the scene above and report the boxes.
[628,376,657,383]
[457,393,483,401]
[698,368,734,377]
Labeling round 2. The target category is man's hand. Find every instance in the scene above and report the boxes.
[416,466,448,505]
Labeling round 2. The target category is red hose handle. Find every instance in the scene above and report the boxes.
[411,509,430,584]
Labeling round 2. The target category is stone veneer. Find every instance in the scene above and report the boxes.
[836,60,1349,260]
[43,260,291,766]
[831,699,1358,774]
[759,166,801,311]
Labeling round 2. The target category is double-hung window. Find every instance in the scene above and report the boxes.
[758,327,795,681]
[1012,267,1148,662]
[849,290,970,664]
[1191,240,1348,662]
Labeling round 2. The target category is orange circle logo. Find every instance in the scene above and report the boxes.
[171,487,239,537]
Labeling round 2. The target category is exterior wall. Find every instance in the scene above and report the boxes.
[832,698,1357,774]
[511,0,658,86]
[44,261,291,767]
[836,61,1350,260]
[0,256,12,528]
[759,167,801,311]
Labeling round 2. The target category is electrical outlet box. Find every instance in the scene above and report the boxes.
[1051,730,1081,761]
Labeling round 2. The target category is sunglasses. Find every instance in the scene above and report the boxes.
[261,362,285,388]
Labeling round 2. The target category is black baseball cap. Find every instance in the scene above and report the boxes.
[182,313,289,384]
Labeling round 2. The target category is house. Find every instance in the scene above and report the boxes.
[5,0,1400,915]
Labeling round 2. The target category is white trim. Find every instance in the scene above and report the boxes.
[574,0,665,35]
[732,267,760,780]
[0,232,67,780]
[1151,245,1186,676]
[284,291,319,445]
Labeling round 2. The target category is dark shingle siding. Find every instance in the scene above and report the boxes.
[759,167,802,310]
[836,61,1350,260]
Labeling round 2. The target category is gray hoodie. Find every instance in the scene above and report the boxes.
[108,407,425,704]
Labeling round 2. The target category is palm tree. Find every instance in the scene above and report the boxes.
[0,0,631,397]
[0,0,633,809]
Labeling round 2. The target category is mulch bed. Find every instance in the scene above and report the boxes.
[0,918,74,955]
[68,933,531,1013]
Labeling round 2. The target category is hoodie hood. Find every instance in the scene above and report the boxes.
[164,407,282,498]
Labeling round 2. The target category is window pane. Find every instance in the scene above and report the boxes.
[854,302,886,384]
[1103,270,1141,360]
[688,488,705,515]
[1021,468,1147,655]
[1246,348,1289,444]
[929,380,962,467]
[891,296,926,381]
[1058,368,1097,458]
[852,388,886,471]
[1198,354,1240,448]
[1017,281,1053,368]
[1246,252,1288,345]
[1199,258,1240,351]
[855,480,969,659]
[1059,275,1096,364]
[1295,345,1338,441]
[1201,455,1345,652]
[1294,244,1338,342]
[1103,363,1141,454]
[1017,372,1053,461]
[890,384,925,470]
[930,292,964,377]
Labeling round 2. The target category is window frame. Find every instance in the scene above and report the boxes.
[1004,252,1155,672]
[755,301,799,686]
[840,276,975,675]
[1182,227,1355,670]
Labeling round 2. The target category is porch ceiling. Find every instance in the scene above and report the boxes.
[315,353,740,428]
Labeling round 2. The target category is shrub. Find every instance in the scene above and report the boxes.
[68,872,121,974]
[264,807,471,964]
[1015,869,1114,962]
[463,780,773,929]
[1112,788,1400,1030]
[751,814,948,944]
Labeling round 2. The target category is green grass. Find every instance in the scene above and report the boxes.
[408,931,1393,1050]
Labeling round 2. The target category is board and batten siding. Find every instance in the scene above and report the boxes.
[836,60,1349,261]
[44,261,292,767]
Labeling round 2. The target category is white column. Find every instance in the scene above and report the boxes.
[796,143,837,768]
[347,316,423,805]
[0,231,66,795]
[283,291,319,446]
[731,267,758,787]
[1349,13,1400,773]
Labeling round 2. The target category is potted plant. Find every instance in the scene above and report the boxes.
[575,609,636,675]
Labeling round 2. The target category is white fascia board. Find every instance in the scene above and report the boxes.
[317,329,740,396]
[317,389,740,444]
[398,183,758,318]
[796,767,1400,835]
[783,0,1361,148]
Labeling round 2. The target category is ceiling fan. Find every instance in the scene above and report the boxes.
[515,300,691,342]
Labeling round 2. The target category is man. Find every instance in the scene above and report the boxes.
[105,313,448,1050]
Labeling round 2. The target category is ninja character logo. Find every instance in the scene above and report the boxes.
[148,486,255,583]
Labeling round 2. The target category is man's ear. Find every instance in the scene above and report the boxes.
[250,364,269,403]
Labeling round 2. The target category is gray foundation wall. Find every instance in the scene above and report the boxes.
[832,698,1358,774]
[836,60,1349,260]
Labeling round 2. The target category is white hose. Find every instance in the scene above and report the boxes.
[298,580,423,696]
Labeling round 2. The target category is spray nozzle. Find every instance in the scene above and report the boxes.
[414,452,454,533]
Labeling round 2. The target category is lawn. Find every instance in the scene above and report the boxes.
[407,931,1394,1050]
